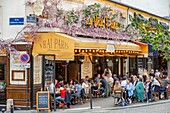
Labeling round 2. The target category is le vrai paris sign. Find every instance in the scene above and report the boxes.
[86,15,120,30]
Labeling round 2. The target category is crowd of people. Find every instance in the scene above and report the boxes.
[113,69,170,105]
[47,67,170,108]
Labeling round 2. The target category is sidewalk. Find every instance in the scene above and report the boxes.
[6,97,170,113]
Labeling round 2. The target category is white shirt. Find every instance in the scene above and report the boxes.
[152,78,160,86]
[121,80,127,87]
[82,82,89,93]
[107,77,114,87]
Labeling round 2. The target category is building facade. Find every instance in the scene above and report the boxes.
[0,0,169,108]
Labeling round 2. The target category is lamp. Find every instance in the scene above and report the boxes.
[106,59,109,62]
[66,60,69,64]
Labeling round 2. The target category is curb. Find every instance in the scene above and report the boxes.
[103,99,170,110]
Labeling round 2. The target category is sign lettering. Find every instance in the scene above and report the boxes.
[86,15,119,29]
[39,38,69,50]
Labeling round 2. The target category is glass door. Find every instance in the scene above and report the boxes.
[0,64,6,104]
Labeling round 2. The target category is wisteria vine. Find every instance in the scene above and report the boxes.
[0,0,140,53]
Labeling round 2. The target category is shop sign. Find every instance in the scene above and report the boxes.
[33,0,44,16]
[32,33,75,60]
[20,63,30,69]
[9,17,24,25]
[86,16,119,29]
[148,44,158,57]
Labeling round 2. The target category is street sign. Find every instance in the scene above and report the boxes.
[20,63,30,68]
[9,17,24,25]
[26,16,37,23]
[20,53,30,63]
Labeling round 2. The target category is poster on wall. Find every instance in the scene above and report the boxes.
[10,51,27,85]
[81,56,92,79]
[34,56,42,84]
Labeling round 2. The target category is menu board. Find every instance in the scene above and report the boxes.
[34,56,42,84]
[36,91,50,113]
[81,56,92,79]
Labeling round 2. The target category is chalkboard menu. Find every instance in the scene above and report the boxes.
[36,91,50,113]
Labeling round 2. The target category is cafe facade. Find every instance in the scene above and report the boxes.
[0,0,169,109]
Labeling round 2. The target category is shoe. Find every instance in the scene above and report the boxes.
[129,99,132,104]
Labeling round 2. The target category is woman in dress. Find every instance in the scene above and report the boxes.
[135,77,145,102]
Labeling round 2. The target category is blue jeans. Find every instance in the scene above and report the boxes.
[55,96,65,103]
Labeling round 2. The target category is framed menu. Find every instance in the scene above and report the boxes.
[12,70,25,81]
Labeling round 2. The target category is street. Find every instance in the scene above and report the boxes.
[12,97,170,113]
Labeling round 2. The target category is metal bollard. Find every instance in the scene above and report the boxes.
[10,105,14,113]
[1,108,5,113]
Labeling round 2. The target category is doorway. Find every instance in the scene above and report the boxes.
[0,57,6,104]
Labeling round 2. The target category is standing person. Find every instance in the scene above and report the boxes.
[135,77,145,102]
[104,67,112,77]
[106,73,114,94]
[55,79,60,89]
[97,66,103,76]
[132,75,138,101]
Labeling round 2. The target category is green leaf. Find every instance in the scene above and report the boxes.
[129,15,133,22]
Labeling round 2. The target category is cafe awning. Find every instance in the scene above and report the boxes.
[75,37,141,52]
[32,33,75,60]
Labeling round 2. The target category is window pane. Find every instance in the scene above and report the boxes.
[0,64,5,80]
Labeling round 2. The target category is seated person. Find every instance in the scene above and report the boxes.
[152,77,161,92]
[135,77,145,102]
[158,74,168,99]
[71,80,82,102]
[99,76,107,95]
[113,80,122,105]
[124,78,134,104]
[55,87,66,103]
[81,79,89,95]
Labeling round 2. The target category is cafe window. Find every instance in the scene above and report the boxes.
[0,64,5,81]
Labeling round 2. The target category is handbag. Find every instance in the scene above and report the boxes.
[168,86,170,93]
[59,102,65,108]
